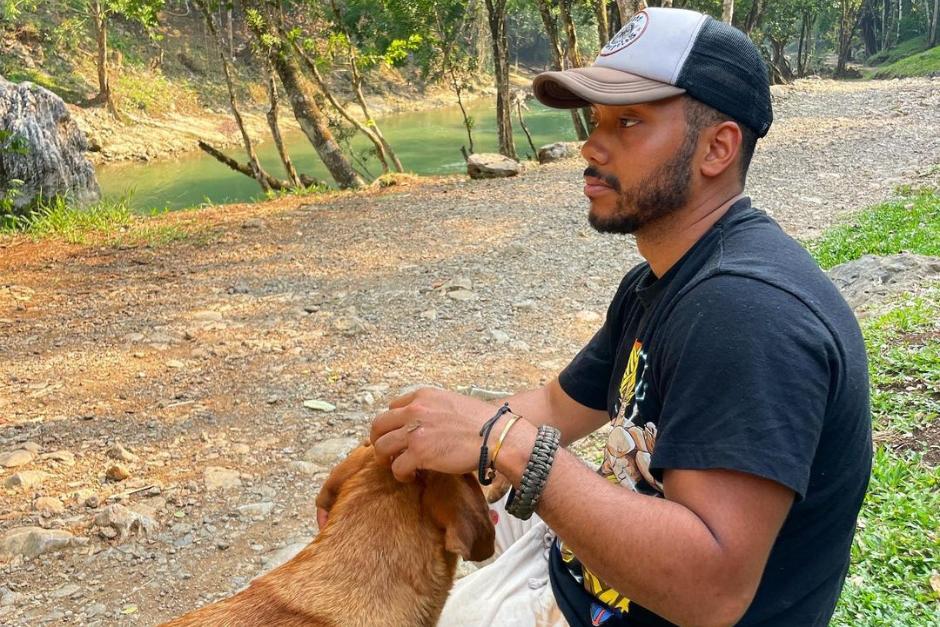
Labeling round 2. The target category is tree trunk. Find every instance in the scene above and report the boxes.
[595,0,611,47]
[195,0,272,192]
[860,3,879,57]
[227,6,235,61]
[197,141,316,191]
[558,0,594,137]
[328,0,403,173]
[661,0,673,7]
[265,65,301,187]
[617,1,646,24]
[535,0,590,138]
[930,0,939,47]
[92,0,117,116]
[721,1,734,24]
[836,1,864,76]
[743,0,765,34]
[248,20,363,189]
[514,97,538,159]
[290,39,394,174]
[484,0,516,160]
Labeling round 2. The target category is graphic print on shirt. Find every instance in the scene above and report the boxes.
[560,339,663,619]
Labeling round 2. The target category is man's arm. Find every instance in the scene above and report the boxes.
[494,419,794,627]
[503,378,609,446]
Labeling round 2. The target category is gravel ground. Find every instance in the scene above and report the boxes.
[0,77,938,625]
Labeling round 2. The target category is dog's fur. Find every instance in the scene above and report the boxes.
[162,444,495,627]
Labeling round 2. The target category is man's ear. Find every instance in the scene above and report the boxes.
[315,443,373,519]
[423,473,496,562]
[700,120,742,180]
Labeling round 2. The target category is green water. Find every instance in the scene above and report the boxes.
[97,99,580,212]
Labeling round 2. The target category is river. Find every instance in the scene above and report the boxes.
[97,98,580,213]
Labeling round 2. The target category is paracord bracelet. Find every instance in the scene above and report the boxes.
[505,425,561,520]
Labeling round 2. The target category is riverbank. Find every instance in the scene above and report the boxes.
[1,77,938,625]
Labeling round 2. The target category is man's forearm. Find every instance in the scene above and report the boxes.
[502,380,608,446]
[494,420,752,627]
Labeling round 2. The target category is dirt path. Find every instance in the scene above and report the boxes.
[1,77,938,625]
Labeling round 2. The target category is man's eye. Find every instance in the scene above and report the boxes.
[620,118,639,128]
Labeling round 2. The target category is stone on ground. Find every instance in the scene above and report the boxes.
[467,153,523,179]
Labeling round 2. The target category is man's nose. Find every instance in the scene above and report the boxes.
[581,132,608,166]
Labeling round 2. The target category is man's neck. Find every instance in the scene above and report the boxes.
[636,187,745,278]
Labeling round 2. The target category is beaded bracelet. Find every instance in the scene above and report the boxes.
[505,424,561,520]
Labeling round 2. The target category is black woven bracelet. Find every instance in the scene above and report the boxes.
[505,424,561,520]
[477,402,512,486]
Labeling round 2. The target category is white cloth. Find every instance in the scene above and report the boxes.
[438,496,569,626]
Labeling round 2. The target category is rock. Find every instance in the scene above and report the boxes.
[231,443,251,455]
[192,310,224,322]
[828,253,940,313]
[259,542,308,574]
[105,464,130,482]
[0,78,100,210]
[513,299,537,310]
[84,495,100,508]
[447,289,477,301]
[94,504,157,542]
[289,461,318,475]
[83,602,106,617]
[304,438,359,467]
[331,315,371,337]
[166,359,185,369]
[456,385,512,402]
[302,399,336,412]
[509,340,531,352]
[204,466,242,490]
[467,153,523,179]
[576,310,602,323]
[420,309,438,320]
[490,329,511,344]
[3,470,49,490]
[1,589,20,606]
[237,502,274,520]
[0,449,34,468]
[537,141,582,164]
[441,276,473,292]
[40,450,75,465]
[33,496,64,515]
[0,527,73,560]
[21,441,41,454]
[51,583,80,599]
[107,443,139,463]
[241,218,265,230]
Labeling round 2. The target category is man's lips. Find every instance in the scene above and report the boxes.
[584,176,614,198]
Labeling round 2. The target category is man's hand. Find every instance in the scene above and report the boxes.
[371,387,502,482]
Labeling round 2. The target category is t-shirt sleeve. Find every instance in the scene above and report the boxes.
[558,271,638,411]
[650,275,835,499]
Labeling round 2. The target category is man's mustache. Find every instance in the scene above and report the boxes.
[583,166,621,192]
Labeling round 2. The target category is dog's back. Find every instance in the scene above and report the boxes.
[163,445,495,627]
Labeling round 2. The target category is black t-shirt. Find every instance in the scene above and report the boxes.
[550,198,872,626]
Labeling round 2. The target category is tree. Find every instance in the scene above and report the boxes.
[246,4,365,189]
[81,0,163,116]
[594,0,610,46]
[836,0,865,75]
[930,0,939,46]
[534,0,588,140]
[722,0,734,23]
[616,0,646,24]
[484,0,516,159]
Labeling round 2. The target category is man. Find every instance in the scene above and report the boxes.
[329,7,872,626]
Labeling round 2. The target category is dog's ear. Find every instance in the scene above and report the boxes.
[316,443,373,518]
[423,472,496,562]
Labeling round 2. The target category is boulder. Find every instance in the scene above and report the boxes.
[94,504,157,542]
[467,153,523,179]
[0,527,73,560]
[828,253,940,313]
[0,77,100,211]
[537,141,582,164]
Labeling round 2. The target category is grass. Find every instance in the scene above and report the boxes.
[808,187,940,269]
[866,45,940,79]
[810,193,940,625]
[865,36,929,66]
[0,196,214,247]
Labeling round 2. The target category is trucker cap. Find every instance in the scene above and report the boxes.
[532,7,773,137]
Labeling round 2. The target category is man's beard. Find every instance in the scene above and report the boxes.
[587,133,697,234]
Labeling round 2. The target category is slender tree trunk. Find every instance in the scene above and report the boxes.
[265,65,301,187]
[595,0,610,48]
[616,1,647,24]
[837,1,864,76]
[744,0,765,34]
[559,0,594,136]
[227,5,235,61]
[248,18,363,189]
[92,0,117,116]
[515,97,538,159]
[195,0,271,192]
[661,0,673,6]
[930,0,939,47]
[721,0,734,24]
[537,0,588,140]
[328,0,403,173]
[290,39,394,174]
[484,0,516,160]
[197,141,315,190]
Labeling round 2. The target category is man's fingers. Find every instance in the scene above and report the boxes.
[391,449,419,482]
[387,390,419,410]
[370,407,409,443]
[372,428,409,466]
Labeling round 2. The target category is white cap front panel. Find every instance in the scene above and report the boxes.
[594,8,709,85]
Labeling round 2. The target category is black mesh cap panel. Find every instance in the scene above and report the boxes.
[676,18,773,137]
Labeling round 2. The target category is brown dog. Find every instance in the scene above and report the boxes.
[162,444,495,626]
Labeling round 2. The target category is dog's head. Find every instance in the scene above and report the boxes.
[316,444,495,563]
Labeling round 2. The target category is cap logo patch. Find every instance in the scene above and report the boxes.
[600,10,649,56]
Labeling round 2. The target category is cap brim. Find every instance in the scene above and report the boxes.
[533,66,685,109]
